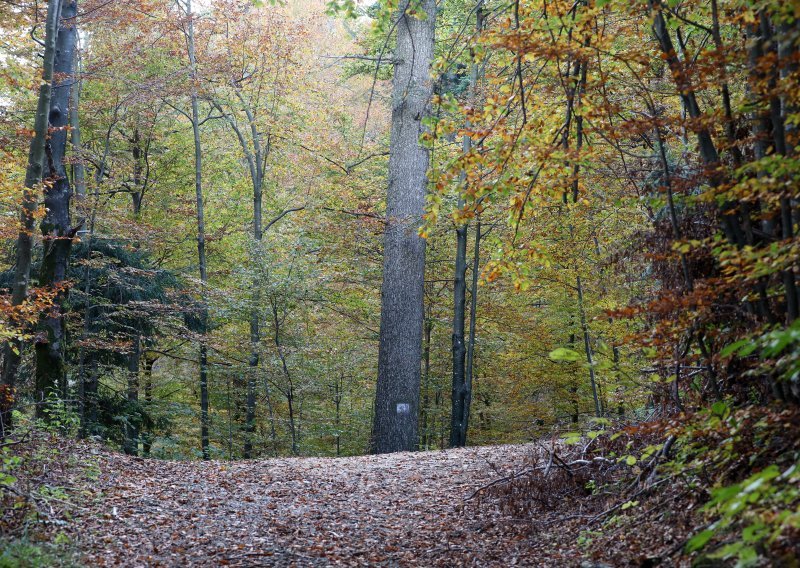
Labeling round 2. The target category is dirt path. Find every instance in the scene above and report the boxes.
[68,444,581,566]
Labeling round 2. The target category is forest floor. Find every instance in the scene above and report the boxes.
[58,441,697,567]
[67,444,575,566]
[4,434,704,567]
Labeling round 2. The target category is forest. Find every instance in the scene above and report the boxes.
[0,0,799,564]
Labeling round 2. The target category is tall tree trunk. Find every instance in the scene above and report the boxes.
[182,0,210,459]
[746,14,798,323]
[245,107,264,459]
[709,0,743,167]
[1,0,62,424]
[212,96,268,458]
[763,15,799,322]
[559,34,600,419]
[334,373,342,456]
[131,129,144,215]
[371,0,437,454]
[450,218,468,447]
[35,0,78,414]
[450,3,482,449]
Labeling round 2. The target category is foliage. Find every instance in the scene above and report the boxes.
[674,405,800,565]
[0,416,96,566]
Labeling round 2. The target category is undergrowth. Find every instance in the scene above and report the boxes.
[0,405,98,567]
[474,405,800,566]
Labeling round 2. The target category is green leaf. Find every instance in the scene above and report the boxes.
[549,347,581,362]
[721,339,751,358]
[711,401,730,418]
[685,529,714,552]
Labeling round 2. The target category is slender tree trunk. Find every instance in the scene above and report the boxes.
[70,47,86,200]
[35,0,78,414]
[650,0,747,249]
[181,0,210,459]
[245,116,264,459]
[76,122,111,438]
[421,318,432,449]
[1,0,62,421]
[463,220,481,440]
[212,96,268,458]
[124,335,140,455]
[272,301,297,455]
[372,0,437,454]
[450,219,468,447]
[334,373,342,456]
[709,0,743,167]
[142,355,154,456]
[746,14,798,323]
[131,129,143,215]
[576,275,601,416]
[450,3,483,449]
[262,375,278,457]
[560,38,600,419]
[762,15,799,322]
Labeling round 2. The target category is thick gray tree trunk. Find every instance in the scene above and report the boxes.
[35,0,78,413]
[371,0,437,454]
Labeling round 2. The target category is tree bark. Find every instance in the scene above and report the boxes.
[1,0,62,417]
[372,0,437,454]
[35,0,78,414]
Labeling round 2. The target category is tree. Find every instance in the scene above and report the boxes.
[450,0,482,448]
[34,0,79,412]
[372,0,437,454]
[177,0,210,459]
[1,0,61,417]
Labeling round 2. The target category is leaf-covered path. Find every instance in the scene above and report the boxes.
[68,444,581,566]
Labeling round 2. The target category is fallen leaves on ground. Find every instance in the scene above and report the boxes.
[66,444,593,566]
